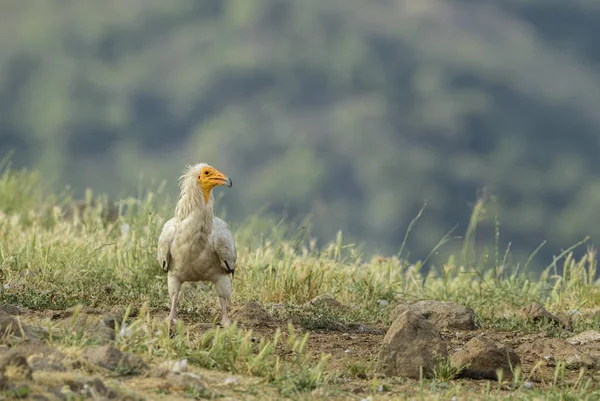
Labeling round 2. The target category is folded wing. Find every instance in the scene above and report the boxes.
[211,217,237,277]
[157,217,177,272]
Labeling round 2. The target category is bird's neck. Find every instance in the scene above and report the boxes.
[174,186,214,224]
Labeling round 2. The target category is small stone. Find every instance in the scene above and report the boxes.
[0,311,36,340]
[224,376,239,385]
[160,359,188,373]
[166,372,207,393]
[0,350,32,380]
[118,323,133,338]
[567,330,600,345]
[85,345,147,374]
[450,336,521,380]
[60,377,107,397]
[54,314,115,343]
[27,355,66,372]
[308,294,344,309]
[101,313,122,330]
[519,303,563,327]
[377,300,389,307]
[0,305,21,316]
[149,367,170,378]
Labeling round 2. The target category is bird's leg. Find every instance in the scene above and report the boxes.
[219,297,230,327]
[215,275,232,327]
[167,275,182,328]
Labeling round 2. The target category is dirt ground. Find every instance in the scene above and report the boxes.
[0,302,599,400]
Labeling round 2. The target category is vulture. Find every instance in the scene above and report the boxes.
[157,163,236,327]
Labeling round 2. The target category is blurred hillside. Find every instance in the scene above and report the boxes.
[1,0,600,269]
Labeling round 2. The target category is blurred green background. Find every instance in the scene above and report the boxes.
[1,0,600,269]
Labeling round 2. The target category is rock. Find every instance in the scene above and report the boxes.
[567,330,600,346]
[517,338,595,370]
[391,300,477,331]
[0,311,36,341]
[33,372,112,399]
[56,314,115,343]
[309,294,345,309]
[0,305,22,316]
[0,349,32,381]
[10,339,56,359]
[60,377,108,397]
[375,310,448,379]
[160,359,188,373]
[166,372,208,394]
[48,306,104,320]
[519,303,563,327]
[27,354,66,372]
[230,301,270,325]
[149,366,170,378]
[85,345,147,374]
[450,336,521,380]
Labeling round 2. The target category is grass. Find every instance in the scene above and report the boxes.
[1,163,600,399]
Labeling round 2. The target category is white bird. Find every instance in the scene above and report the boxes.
[157,163,236,327]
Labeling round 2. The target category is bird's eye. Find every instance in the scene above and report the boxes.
[204,171,209,175]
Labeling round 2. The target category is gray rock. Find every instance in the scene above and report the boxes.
[27,354,66,372]
[519,303,563,327]
[166,372,208,395]
[567,330,600,346]
[0,349,32,381]
[308,294,345,309]
[85,345,147,374]
[0,311,36,341]
[0,305,22,316]
[56,314,115,343]
[376,310,448,379]
[391,300,477,331]
[60,376,108,397]
[451,336,521,380]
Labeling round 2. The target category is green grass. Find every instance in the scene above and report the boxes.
[2,164,600,399]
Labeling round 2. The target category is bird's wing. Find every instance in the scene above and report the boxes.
[211,217,237,277]
[157,217,177,272]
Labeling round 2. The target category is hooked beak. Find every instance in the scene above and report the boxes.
[212,170,232,187]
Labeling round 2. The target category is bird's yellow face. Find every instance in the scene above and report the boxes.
[198,166,232,204]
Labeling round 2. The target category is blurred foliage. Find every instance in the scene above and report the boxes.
[1,0,600,268]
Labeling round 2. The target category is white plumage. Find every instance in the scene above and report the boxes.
[157,163,236,327]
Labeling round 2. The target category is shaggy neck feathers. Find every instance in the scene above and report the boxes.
[174,164,215,230]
